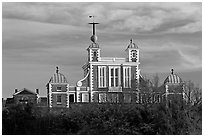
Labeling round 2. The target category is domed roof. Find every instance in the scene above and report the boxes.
[127,39,138,49]
[49,67,67,83]
[164,69,182,84]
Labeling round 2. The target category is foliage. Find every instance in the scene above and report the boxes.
[2,100,202,135]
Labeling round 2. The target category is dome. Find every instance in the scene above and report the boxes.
[49,67,68,83]
[164,69,182,84]
[127,39,138,49]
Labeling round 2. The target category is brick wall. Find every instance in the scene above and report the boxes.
[51,84,67,92]
[51,94,68,108]
[14,94,37,104]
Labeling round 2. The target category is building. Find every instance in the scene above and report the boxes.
[47,67,69,108]
[163,69,185,103]
[46,19,142,107]
[4,20,185,108]
[13,88,39,104]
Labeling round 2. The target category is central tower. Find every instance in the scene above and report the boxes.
[87,16,100,62]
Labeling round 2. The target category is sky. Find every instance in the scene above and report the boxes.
[2,2,202,98]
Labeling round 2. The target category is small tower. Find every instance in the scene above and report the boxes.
[125,39,139,62]
[164,69,184,105]
[87,16,100,62]
[47,67,69,108]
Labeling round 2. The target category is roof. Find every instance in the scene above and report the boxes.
[49,67,68,83]
[13,88,37,96]
[164,69,182,84]
[127,39,138,49]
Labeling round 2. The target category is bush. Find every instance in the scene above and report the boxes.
[2,101,202,135]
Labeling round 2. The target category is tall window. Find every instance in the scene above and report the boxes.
[123,67,131,88]
[82,93,89,102]
[99,93,106,103]
[69,94,74,103]
[109,67,120,87]
[57,95,62,104]
[98,66,106,87]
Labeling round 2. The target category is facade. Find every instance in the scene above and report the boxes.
[45,20,186,108]
[75,38,140,103]
[13,88,39,104]
[4,21,186,108]
[0,20,177,108]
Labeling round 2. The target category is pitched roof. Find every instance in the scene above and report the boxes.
[13,88,37,96]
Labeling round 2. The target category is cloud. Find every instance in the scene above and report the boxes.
[3,2,201,34]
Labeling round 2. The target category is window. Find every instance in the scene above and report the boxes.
[93,51,97,56]
[154,94,160,103]
[109,67,120,87]
[56,87,62,91]
[82,93,89,102]
[131,50,137,62]
[57,95,62,104]
[99,93,106,103]
[69,94,74,103]
[124,94,131,103]
[98,66,106,87]
[123,67,131,88]
[132,52,136,57]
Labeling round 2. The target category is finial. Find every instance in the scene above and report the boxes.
[56,66,59,73]
[89,16,99,43]
[171,68,174,74]
[130,39,133,43]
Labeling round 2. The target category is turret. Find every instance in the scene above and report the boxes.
[125,39,139,62]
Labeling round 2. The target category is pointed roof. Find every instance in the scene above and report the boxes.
[126,39,139,50]
[13,88,37,96]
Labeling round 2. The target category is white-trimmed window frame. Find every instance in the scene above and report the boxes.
[109,66,121,87]
[56,95,62,104]
[69,93,75,103]
[82,93,89,102]
[98,66,107,88]
[99,93,106,103]
[56,86,62,91]
[123,67,131,88]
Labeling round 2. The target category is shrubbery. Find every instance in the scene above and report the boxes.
[2,101,202,135]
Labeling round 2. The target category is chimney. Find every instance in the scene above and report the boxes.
[15,88,18,93]
[36,89,39,94]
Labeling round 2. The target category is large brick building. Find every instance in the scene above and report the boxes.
[45,20,185,108]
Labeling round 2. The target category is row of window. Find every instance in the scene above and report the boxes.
[98,93,161,103]
[56,94,89,104]
[98,66,132,88]
[56,93,161,104]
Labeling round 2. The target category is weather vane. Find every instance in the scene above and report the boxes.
[89,15,96,22]
[89,15,99,43]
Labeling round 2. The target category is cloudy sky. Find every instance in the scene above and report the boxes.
[2,2,202,98]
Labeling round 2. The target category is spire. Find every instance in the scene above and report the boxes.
[171,68,174,74]
[89,16,99,43]
[56,66,59,74]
